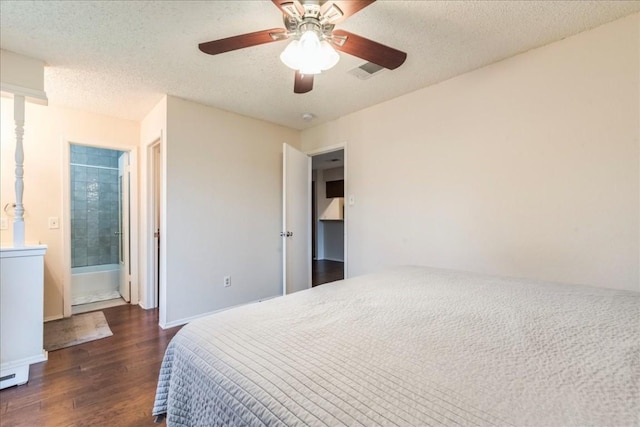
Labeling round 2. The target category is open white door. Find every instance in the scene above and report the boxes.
[282,143,311,295]
[118,152,131,302]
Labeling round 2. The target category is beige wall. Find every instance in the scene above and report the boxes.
[0,98,139,319]
[162,96,300,326]
[302,14,640,291]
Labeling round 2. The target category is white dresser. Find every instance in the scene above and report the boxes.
[0,245,48,389]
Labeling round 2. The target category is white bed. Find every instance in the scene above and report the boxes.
[153,266,639,426]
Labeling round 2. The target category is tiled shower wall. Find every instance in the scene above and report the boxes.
[70,145,122,268]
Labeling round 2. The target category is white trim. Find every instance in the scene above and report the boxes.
[0,351,48,388]
[343,142,349,278]
[128,148,140,307]
[61,138,140,318]
[143,134,164,314]
[62,138,72,317]
[160,294,282,329]
[158,132,167,326]
[0,82,48,105]
[0,245,47,258]
[138,300,151,310]
[305,142,345,157]
[0,351,48,372]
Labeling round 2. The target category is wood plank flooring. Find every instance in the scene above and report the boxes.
[0,304,182,427]
[312,259,344,287]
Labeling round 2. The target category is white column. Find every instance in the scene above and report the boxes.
[13,95,25,247]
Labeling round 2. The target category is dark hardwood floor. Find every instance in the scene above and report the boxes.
[0,305,182,427]
[312,259,344,287]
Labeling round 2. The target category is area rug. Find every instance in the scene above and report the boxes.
[44,311,113,351]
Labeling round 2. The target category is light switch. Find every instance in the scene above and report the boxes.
[0,217,7,230]
[348,195,355,206]
[48,217,60,229]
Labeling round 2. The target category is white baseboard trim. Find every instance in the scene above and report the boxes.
[0,351,48,372]
[160,294,282,330]
[320,257,344,263]
[44,314,64,322]
[138,301,154,310]
[0,351,48,389]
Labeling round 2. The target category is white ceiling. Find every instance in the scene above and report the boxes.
[1,1,638,130]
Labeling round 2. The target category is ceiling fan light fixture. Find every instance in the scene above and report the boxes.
[280,29,339,75]
[319,40,339,69]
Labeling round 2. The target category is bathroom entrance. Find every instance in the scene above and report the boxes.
[68,144,131,314]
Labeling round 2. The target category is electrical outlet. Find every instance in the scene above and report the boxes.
[0,217,7,230]
[224,276,231,287]
[48,217,60,229]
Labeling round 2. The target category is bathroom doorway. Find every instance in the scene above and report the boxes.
[68,144,131,314]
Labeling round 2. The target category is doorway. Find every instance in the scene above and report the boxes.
[311,149,345,286]
[68,144,131,314]
[151,142,161,310]
[282,143,347,295]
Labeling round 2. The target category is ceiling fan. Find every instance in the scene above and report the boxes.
[198,0,407,94]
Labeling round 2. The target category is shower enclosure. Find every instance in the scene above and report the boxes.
[70,144,130,306]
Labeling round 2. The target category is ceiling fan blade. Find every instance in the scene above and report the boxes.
[272,0,304,18]
[321,0,375,24]
[199,28,288,55]
[294,71,314,94]
[331,29,407,70]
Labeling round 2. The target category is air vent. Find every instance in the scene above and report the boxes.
[348,62,385,80]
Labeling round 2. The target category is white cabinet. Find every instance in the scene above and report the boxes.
[320,197,344,221]
[0,245,48,389]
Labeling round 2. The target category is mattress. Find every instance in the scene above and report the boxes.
[153,266,639,426]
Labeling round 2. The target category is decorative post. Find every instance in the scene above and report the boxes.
[13,94,25,247]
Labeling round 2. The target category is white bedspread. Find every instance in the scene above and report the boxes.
[153,266,639,426]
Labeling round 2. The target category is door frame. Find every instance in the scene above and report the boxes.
[117,151,131,302]
[143,136,164,313]
[61,138,139,318]
[305,142,348,279]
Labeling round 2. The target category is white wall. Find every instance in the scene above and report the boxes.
[0,99,140,319]
[162,96,300,327]
[301,13,640,291]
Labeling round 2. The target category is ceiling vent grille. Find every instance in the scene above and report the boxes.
[348,62,385,80]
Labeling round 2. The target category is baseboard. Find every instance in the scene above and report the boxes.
[160,294,282,330]
[138,301,154,310]
[44,314,64,322]
[0,351,48,372]
[0,351,48,389]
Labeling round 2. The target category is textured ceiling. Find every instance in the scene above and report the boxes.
[1,1,639,130]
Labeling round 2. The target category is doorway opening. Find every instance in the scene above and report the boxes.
[150,141,161,312]
[311,149,344,286]
[68,144,130,315]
